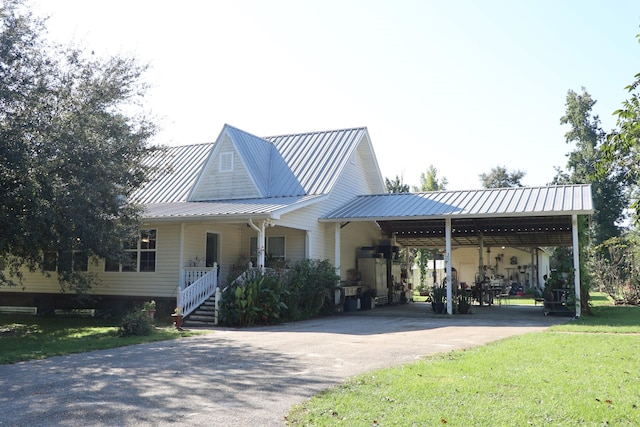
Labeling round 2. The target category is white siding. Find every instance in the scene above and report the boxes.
[274,137,383,271]
[338,221,381,280]
[190,135,260,201]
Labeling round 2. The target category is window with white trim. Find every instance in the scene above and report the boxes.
[43,250,88,272]
[105,229,157,272]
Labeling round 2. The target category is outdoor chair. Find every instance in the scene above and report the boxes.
[496,285,511,306]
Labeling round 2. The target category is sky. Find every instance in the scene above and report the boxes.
[30,0,640,191]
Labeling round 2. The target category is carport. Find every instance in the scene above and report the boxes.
[321,184,593,316]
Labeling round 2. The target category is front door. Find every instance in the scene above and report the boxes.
[206,233,219,268]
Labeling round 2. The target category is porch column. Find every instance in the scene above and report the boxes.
[305,230,312,258]
[572,214,581,318]
[247,219,266,272]
[179,223,185,289]
[334,223,341,279]
[445,217,452,315]
[478,232,485,306]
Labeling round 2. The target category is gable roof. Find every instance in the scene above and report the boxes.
[133,143,215,204]
[132,124,381,219]
[264,126,373,195]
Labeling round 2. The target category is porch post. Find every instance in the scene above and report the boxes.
[247,218,266,272]
[305,231,311,258]
[334,223,341,279]
[445,217,452,315]
[572,214,581,318]
[179,223,185,289]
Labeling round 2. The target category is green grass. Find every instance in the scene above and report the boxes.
[287,297,640,426]
[0,314,204,365]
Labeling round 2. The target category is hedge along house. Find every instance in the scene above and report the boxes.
[1,124,386,316]
[320,185,594,317]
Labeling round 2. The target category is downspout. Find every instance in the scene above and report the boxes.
[247,218,265,272]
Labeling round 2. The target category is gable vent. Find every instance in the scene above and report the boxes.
[219,152,234,172]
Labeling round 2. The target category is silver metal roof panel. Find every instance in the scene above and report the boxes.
[321,185,593,221]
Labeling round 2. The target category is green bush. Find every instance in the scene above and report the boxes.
[219,272,288,327]
[219,258,339,326]
[118,310,153,336]
[283,259,339,321]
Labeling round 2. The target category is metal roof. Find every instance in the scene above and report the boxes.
[142,195,326,221]
[132,125,370,207]
[132,143,215,204]
[322,185,593,248]
[265,127,368,195]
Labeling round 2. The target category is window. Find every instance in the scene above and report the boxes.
[250,236,285,265]
[219,152,234,172]
[72,251,89,272]
[105,229,157,272]
[43,250,88,272]
[43,251,57,272]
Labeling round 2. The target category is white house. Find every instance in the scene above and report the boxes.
[1,125,386,315]
[1,124,593,318]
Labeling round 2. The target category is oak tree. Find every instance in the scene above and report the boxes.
[0,1,157,292]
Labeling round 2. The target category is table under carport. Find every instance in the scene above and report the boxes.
[321,184,593,317]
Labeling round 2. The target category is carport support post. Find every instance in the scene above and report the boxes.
[446,217,453,315]
[572,214,581,318]
[334,223,341,280]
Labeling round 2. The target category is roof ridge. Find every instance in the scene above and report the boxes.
[264,126,367,140]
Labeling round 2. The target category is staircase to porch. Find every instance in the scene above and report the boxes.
[182,295,217,327]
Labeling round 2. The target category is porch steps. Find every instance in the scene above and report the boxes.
[183,297,216,327]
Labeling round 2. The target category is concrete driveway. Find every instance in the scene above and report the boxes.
[0,303,568,426]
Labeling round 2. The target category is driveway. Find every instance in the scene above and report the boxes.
[0,303,568,426]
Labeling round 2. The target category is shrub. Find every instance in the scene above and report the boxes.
[219,272,288,327]
[283,259,339,321]
[118,310,154,336]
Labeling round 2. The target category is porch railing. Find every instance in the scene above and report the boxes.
[178,263,218,318]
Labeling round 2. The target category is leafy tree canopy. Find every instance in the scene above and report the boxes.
[413,165,447,192]
[554,87,628,243]
[0,0,157,292]
[385,175,410,193]
[479,166,525,188]
[598,36,640,219]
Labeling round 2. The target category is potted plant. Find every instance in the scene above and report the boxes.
[171,307,184,330]
[457,293,471,314]
[431,285,446,314]
[142,300,156,322]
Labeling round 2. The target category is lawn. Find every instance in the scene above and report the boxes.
[0,314,203,365]
[287,295,640,426]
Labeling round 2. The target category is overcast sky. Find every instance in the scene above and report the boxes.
[32,0,640,190]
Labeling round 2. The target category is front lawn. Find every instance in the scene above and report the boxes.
[0,315,203,365]
[287,298,640,426]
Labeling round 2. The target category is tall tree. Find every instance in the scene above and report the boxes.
[479,166,525,188]
[385,175,410,193]
[0,0,157,292]
[554,87,628,244]
[413,165,447,192]
[599,46,640,218]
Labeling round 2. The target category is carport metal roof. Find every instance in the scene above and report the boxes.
[321,184,593,248]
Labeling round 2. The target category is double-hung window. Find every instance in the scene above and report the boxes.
[105,229,157,272]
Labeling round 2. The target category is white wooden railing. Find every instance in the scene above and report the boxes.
[177,263,218,318]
